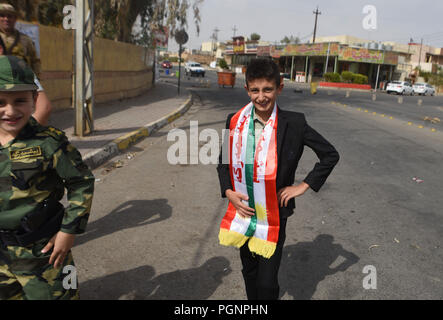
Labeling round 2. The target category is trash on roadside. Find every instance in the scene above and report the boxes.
[368,244,380,252]
[424,116,440,124]
[394,238,400,243]
[127,152,136,160]
[113,160,124,168]
[410,244,421,250]
[412,177,424,183]
[95,178,101,182]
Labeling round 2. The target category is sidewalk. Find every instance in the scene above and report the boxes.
[48,82,193,169]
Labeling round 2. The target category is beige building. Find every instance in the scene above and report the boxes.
[313,35,443,80]
[200,41,226,60]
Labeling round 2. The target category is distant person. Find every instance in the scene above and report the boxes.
[0,3,52,126]
[0,56,95,300]
[217,58,339,300]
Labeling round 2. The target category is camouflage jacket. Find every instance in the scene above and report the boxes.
[0,118,94,234]
[0,29,41,77]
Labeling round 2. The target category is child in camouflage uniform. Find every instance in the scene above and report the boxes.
[0,55,94,299]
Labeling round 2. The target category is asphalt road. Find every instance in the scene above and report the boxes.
[74,69,443,300]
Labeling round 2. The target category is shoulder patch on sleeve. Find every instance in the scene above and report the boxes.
[38,126,67,141]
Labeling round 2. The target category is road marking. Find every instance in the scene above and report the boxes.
[330,101,439,133]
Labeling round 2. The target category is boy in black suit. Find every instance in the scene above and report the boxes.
[217,58,339,300]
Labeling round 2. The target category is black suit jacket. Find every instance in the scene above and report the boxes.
[217,107,340,218]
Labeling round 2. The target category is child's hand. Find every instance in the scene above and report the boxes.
[41,232,76,268]
[277,182,310,207]
[226,189,255,219]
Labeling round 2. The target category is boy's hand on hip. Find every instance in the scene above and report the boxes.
[278,182,310,207]
[41,232,76,268]
[226,189,255,219]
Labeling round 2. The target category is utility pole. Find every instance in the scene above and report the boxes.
[232,25,238,38]
[212,27,220,42]
[312,6,321,43]
[212,27,220,53]
[74,0,94,136]
[418,38,423,69]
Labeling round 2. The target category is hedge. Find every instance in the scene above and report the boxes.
[352,73,368,84]
[325,71,368,84]
[341,71,354,83]
[324,72,341,83]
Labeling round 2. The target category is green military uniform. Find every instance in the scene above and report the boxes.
[0,3,41,78]
[0,29,41,77]
[0,55,94,299]
[0,118,95,299]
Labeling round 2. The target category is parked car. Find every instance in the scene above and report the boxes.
[161,60,172,69]
[185,61,205,77]
[386,81,414,95]
[413,83,435,96]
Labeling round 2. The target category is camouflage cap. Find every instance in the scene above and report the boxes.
[0,55,38,91]
[0,3,17,16]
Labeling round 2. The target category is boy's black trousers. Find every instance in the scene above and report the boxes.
[240,218,287,300]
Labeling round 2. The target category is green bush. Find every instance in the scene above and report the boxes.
[324,72,341,83]
[219,59,229,69]
[341,71,354,83]
[352,73,368,84]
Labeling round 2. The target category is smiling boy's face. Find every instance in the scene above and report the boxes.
[0,91,36,139]
[245,78,283,117]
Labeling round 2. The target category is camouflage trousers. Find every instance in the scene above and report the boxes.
[0,238,79,300]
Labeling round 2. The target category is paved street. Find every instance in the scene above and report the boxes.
[74,69,443,300]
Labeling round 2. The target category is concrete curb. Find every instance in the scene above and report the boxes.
[83,93,194,169]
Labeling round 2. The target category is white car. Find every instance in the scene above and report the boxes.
[185,61,205,77]
[386,81,414,95]
[412,83,435,96]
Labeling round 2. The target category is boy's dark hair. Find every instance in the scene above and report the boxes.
[245,58,281,88]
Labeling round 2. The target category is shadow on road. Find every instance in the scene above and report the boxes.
[76,199,172,246]
[80,256,231,300]
[279,234,359,300]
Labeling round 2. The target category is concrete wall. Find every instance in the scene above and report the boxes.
[182,53,214,65]
[38,25,154,111]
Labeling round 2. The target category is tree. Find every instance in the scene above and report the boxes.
[281,35,300,44]
[6,0,204,45]
[38,0,72,27]
[281,36,290,44]
[250,33,260,41]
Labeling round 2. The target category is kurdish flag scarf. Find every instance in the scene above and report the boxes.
[219,102,280,259]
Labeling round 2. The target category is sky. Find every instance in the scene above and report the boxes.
[168,0,443,52]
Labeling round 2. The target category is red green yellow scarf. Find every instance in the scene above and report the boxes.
[219,102,280,259]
